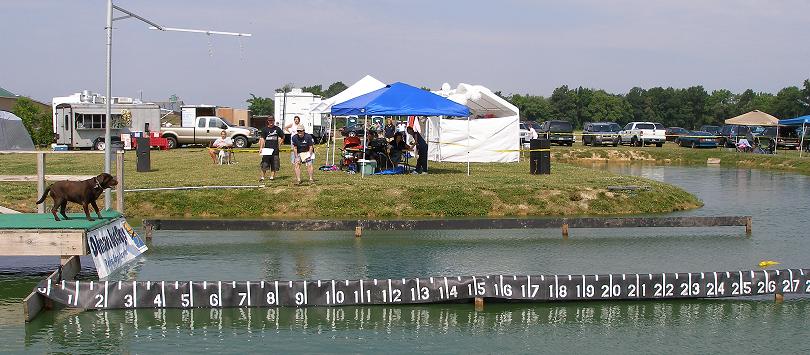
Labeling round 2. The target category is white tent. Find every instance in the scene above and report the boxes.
[310,75,386,114]
[315,75,386,165]
[0,110,35,151]
[428,83,519,163]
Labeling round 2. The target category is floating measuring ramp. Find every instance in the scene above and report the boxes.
[34,268,808,311]
[143,216,753,238]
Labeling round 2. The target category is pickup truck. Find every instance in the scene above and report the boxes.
[619,122,666,147]
[161,116,259,149]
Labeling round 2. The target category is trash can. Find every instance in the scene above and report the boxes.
[135,137,151,172]
[530,139,551,175]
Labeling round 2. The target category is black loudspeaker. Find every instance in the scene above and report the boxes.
[136,137,151,172]
[530,139,550,175]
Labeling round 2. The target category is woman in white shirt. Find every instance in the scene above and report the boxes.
[284,116,303,164]
[208,130,234,164]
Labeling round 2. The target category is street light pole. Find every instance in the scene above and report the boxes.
[100,1,251,210]
[104,0,113,209]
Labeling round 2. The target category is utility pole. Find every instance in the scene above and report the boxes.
[102,1,251,209]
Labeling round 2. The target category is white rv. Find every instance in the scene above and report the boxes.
[274,88,326,142]
[53,91,160,150]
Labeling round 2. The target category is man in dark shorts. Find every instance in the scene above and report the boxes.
[259,117,284,184]
[291,127,315,185]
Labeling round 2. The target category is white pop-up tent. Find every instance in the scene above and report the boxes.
[428,83,520,164]
[310,75,386,165]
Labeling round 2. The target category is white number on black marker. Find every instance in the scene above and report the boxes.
[238,292,247,306]
[522,284,539,298]
[266,292,276,305]
[209,294,219,307]
[124,294,133,308]
[295,292,305,305]
[181,294,190,307]
[502,285,512,297]
[95,294,104,308]
[782,279,799,293]
[153,294,163,307]
[577,284,594,298]
[628,284,636,297]
[806,280,810,293]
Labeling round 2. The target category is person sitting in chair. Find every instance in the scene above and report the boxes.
[388,131,411,169]
[209,130,234,164]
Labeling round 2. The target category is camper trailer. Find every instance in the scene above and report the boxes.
[53,91,159,150]
[274,88,326,142]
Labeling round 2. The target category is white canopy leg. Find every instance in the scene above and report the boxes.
[361,115,368,178]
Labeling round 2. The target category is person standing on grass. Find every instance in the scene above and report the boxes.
[259,117,284,184]
[285,116,303,165]
[291,127,315,185]
[407,126,428,174]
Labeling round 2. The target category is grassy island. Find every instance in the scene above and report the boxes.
[0,149,701,220]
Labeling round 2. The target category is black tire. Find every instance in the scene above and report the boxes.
[631,137,638,147]
[613,140,618,147]
[233,135,248,148]
[165,136,178,149]
[656,143,663,147]
[93,139,105,151]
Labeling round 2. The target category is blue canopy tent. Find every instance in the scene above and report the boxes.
[779,115,810,156]
[331,82,470,176]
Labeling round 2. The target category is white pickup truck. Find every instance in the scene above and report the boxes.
[619,122,666,147]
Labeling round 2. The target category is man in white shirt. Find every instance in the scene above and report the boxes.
[209,130,234,164]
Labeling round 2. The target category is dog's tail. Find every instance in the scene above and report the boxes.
[35,185,51,205]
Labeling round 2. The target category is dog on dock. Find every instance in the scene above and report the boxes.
[35,173,118,221]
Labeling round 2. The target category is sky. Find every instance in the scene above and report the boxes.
[2,0,809,108]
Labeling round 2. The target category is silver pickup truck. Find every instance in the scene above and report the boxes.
[160,116,259,149]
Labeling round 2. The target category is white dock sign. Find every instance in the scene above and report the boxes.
[86,218,148,279]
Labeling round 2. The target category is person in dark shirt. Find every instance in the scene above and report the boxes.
[259,117,284,183]
[407,126,428,174]
[383,117,397,141]
[388,131,410,168]
[291,127,315,184]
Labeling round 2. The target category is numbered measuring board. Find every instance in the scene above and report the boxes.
[37,269,810,310]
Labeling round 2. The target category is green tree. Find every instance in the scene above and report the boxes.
[323,81,349,98]
[771,86,805,119]
[507,94,552,121]
[12,97,52,146]
[549,85,577,123]
[246,94,274,115]
[706,89,737,124]
[300,84,324,97]
[583,90,632,124]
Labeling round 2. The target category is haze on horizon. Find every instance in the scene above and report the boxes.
[2,0,808,108]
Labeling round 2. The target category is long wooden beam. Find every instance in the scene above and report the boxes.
[143,216,751,233]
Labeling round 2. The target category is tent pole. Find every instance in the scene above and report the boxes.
[800,123,806,158]
[466,116,471,176]
[361,115,367,178]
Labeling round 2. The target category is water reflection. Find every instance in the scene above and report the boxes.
[21,299,810,353]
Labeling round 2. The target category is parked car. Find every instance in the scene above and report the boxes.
[699,125,721,136]
[519,122,532,143]
[665,127,690,143]
[537,120,575,146]
[678,131,718,148]
[619,122,666,147]
[755,126,801,149]
[718,124,756,148]
[582,122,621,146]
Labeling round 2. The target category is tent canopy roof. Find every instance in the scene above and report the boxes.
[311,75,385,114]
[724,110,780,126]
[434,83,518,118]
[779,115,810,126]
[331,82,470,117]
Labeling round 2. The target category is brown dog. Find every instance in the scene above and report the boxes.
[35,173,118,221]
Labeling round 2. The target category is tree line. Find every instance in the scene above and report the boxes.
[247,79,810,129]
[503,80,810,129]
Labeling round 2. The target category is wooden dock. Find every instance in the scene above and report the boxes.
[0,211,123,322]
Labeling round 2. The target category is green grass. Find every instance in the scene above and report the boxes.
[0,148,701,220]
[551,142,810,174]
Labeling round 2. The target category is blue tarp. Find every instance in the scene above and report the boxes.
[331,82,470,117]
[779,116,810,126]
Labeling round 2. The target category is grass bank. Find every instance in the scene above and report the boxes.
[0,149,700,220]
[552,144,810,175]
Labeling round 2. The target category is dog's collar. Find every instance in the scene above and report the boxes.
[94,178,103,190]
